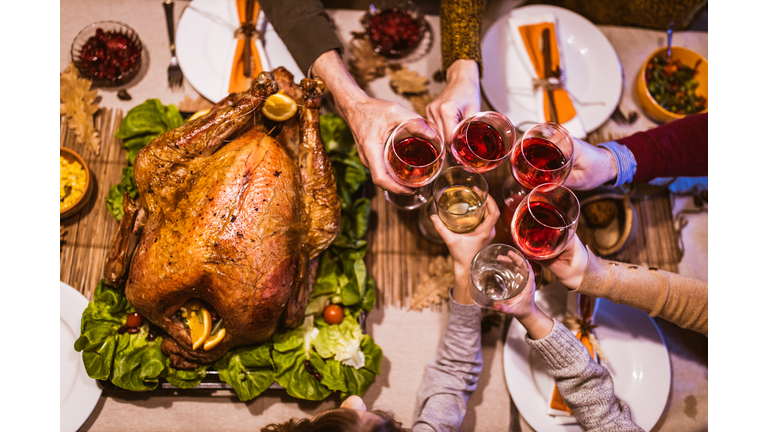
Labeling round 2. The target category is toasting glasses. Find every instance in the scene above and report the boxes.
[511,183,580,261]
[469,244,531,309]
[450,111,516,173]
[384,118,445,210]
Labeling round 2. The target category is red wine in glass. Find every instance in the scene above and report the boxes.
[453,122,504,168]
[511,137,570,190]
[387,136,440,186]
[512,201,570,260]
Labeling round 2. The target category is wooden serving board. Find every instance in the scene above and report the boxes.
[60,110,681,306]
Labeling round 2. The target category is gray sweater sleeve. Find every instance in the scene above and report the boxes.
[526,320,644,432]
[412,291,483,432]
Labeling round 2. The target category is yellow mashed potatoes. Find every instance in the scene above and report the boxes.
[61,156,87,211]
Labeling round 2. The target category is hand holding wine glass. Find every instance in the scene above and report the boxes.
[511,122,574,190]
[450,111,516,173]
[429,196,499,305]
[511,183,580,261]
[490,258,554,340]
[563,137,619,191]
[383,117,445,209]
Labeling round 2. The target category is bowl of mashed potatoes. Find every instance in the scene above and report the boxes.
[60,147,91,218]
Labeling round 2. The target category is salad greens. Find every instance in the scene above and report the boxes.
[106,99,183,220]
[76,109,380,401]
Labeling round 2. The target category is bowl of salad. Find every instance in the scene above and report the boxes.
[635,46,707,123]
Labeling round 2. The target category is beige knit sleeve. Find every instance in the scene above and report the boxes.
[574,247,708,336]
[440,0,486,76]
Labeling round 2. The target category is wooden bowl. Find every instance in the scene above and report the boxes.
[576,192,637,257]
[60,147,92,219]
[635,46,708,124]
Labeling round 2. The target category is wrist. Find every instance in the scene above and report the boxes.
[445,59,479,85]
[311,50,369,115]
[452,264,474,305]
[518,307,554,340]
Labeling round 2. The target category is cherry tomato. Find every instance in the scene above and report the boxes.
[126,312,144,328]
[323,305,344,325]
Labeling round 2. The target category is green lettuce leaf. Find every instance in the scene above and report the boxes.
[314,315,364,368]
[214,344,275,401]
[105,166,137,221]
[110,331,166,391]
[319,113,355,154]
[165,362,208,389]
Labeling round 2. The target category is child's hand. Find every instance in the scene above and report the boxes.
[430,196,500,304]
[493,259,554,340]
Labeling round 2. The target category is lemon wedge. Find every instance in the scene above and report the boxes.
[204,328,227,351]
[188,109,210,121]
[262,93,297,122]
[188,307,212,350]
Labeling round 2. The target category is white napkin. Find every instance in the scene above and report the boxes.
[507,12,587,139]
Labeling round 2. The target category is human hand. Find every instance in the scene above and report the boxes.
[564,137,618,191]
[430,195,500,305]
[538,234,589,290]
[426,59,481,145]
[342,97,428,194]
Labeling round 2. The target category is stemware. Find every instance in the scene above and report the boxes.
[450,111,516,173]
[384,118,445,210]
[511,183,580,260]
[432,166,488,233]
[469,244,530,309]
[510,122,574,191]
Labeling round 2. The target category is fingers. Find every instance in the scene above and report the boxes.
[370,164,413,194]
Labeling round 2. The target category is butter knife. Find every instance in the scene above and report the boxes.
[542,28,559,124]
[243,0,257,78]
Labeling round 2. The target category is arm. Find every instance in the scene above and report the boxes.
[527,321,643,432]
[427,0,485,143]
[412,197,500,431]
[542,235,708,335]
[565,113,708,190]
[411,293,483,432]
[259,0,343,75]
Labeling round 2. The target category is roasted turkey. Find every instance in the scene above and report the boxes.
[103,68,340,368]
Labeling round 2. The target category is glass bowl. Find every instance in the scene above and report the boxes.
[70,21,143,87]
[362,0,426,59]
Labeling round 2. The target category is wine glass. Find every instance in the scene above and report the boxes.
[384,118,445,210]
[510,122,574,191]
[432,166,488,233]
[450,111,516,173]
[511,183,580,260]
[469,244,530,309]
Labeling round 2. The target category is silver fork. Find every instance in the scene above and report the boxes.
[164,0,183,88]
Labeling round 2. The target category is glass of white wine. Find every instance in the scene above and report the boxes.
[469,244,530,309]
[432,166,488,233]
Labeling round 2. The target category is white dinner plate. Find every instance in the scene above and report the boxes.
[176,0,304,103]
[504,283,670,432]
[61,281,102,432]
[481,5,622,134]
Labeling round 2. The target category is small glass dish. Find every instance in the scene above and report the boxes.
[362,0,426,59]
[70,21,143,87]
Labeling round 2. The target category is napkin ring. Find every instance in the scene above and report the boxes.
[532,77,563,92]
[234,22,259,41]
[562,313,608,364]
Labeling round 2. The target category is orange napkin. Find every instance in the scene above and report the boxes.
[228,0,263,94]
[517,22,577,124]
[549,331,596,414]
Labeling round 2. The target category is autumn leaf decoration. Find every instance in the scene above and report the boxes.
[61,63,101,155]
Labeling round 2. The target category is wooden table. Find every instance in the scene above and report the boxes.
[60,2,707,431]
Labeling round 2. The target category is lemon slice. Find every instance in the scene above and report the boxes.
[188,307,212,350]
[204,328,227,351]
[262,93,297,122]
[188,109,210,121]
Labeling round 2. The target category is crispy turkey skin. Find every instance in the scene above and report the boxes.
[104,69,340,368]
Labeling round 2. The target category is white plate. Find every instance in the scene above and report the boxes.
[61,281,102,431]
[481,5,622,134]
[176,0,304,103]
[504,283,670,432]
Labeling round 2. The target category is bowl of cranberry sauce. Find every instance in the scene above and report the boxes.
[363,0,426,59]
[70,21,142,87]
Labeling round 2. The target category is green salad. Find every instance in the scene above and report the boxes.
[77,102,380,401]
[645,55,706,115]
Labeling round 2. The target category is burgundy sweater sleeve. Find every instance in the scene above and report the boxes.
[616,113,707,182]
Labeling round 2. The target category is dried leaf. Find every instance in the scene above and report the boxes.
[407,93,433,118]
[348,33,388,88]
[388,65,428,95]
[60,63,101,155]
[410,256,455,311]
[177,94,214,113]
